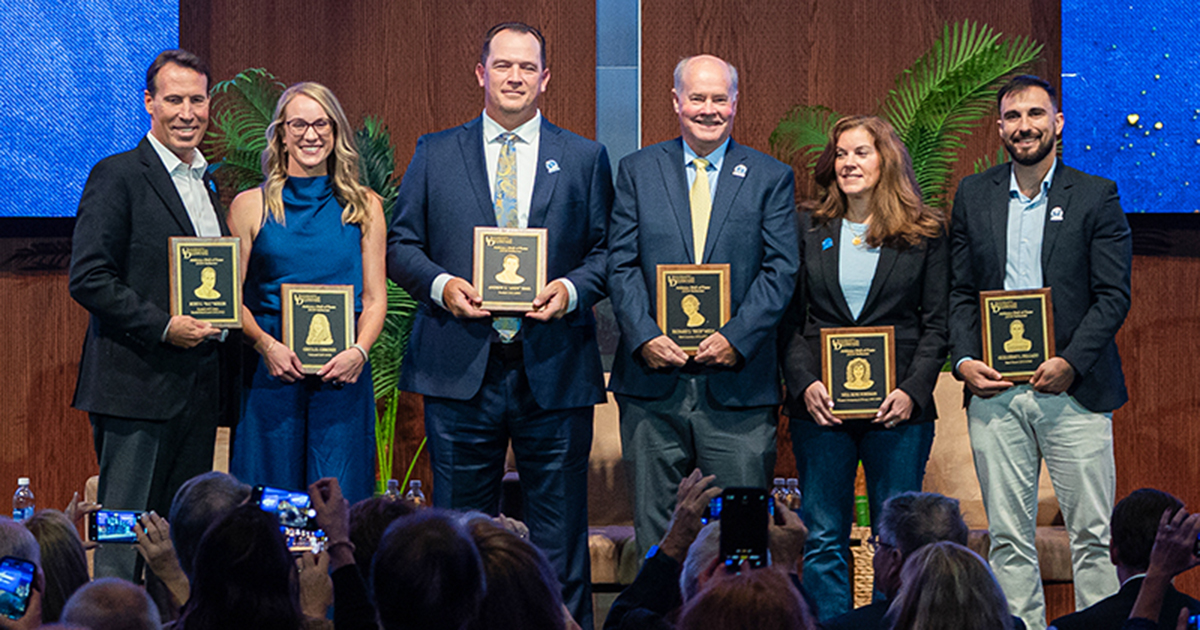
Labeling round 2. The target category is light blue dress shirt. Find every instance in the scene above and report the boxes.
[1004,160,1057,290]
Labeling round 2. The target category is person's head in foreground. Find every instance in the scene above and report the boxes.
[885,541,1013,630]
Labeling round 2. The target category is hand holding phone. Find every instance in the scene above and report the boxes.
[87,510,143,544]
[250,486,327,553]
[718,487,770,571]
[0,556,36,621]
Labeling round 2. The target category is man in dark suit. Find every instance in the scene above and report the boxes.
[607,54,799,555]
[1050,489,1200,630]
[949,75,1132,630]
[70,49,229,580]
[386,22,611,627]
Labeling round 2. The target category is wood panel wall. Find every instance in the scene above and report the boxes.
[640,0,1059,200]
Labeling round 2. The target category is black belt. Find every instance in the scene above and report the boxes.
[491,342,524,362]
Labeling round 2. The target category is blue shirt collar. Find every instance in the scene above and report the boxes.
[683,137,731,170]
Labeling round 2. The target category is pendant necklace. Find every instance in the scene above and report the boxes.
[847,220,868,246]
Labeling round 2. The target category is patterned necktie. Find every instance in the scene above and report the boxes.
[690,157,712,263]
[493,132,521,343]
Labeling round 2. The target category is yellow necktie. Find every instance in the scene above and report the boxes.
[690,157,711,263]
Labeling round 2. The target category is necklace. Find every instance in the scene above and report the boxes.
[846,220,869,246]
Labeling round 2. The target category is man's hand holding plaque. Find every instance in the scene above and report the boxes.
[169,236,242,328]
[473,227,547,312]
[655,264,731,356]
[978,288,1055,384]
[820,326,896,420]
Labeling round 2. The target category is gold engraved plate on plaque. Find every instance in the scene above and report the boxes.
[656,264,731,355]
[169,236,242,328]
[979,288,1055,382]
[281,284,355,374]
[473,227,548,312]
[821,326,896,419]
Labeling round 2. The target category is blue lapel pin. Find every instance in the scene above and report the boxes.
[822,237,833,250]
[732,164,747,178]
[545,159,560,174]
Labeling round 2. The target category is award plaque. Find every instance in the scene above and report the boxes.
[169,237,242,328]
[656,264,731,355]
[473,227,547,312]
[821,326,896,419]
[979,288,1055,382]
[281,284,355,374]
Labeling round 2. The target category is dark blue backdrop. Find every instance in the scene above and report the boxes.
[1062,0,1199,213]
[0,1,177,218]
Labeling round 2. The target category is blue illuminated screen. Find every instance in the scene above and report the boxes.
[1062,0,1200,213]
[0,1,178,217]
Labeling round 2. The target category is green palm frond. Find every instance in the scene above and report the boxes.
[205,68,285,192]
[880,21,1042,206]
[973,147,1010,174]
[369,280,418,399]
[769,104,841,170]
[355,117,400,223]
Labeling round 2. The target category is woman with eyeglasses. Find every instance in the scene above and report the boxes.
[227,82,386,503]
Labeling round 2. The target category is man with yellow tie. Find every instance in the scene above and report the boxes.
[387,22,613,628]
[607,54,800,555]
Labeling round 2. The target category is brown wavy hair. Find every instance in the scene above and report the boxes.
[261,82,375,227]
[810,115,944,249]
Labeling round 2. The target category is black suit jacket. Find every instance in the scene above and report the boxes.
[781,212,949,423]
[1050,577,1200,630]
[948,161,1132,412]
[70,137,232,421]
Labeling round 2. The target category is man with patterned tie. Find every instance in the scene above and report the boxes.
[386,22,612,628]
[607,54,800,556]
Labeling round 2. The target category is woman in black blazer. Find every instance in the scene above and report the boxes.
[780,116,948,620]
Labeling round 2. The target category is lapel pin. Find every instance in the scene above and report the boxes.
[732,164,747,178]
[822,237,833,250]
[545,159,560,174]
[1050,206,1064,221]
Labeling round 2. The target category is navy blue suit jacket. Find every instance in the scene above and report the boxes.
[69,137,230,421]
[781,212,949,424]
[607,137,799,407]
[948,161,1132,412]
[387,116,613,410]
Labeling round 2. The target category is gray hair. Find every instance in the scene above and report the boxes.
[680,521,721,602]
[673,55,739,97]
[877,492,969,557]
[0,517,40,565]
[61,577,162,630]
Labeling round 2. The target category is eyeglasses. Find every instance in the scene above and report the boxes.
[285,118,332,136]
[866,534,895,553]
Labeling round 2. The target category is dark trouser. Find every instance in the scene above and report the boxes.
[423,343,594,629]
[617,374,778,559]
[90,391,219,581]
[790,418,934,621]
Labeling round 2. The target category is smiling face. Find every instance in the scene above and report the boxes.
[145,62,209,163]
[476,28,549,129]
[998,86,1063,168]
[282,94,334,177]
[834,126,881,204]
[673,56,737,156]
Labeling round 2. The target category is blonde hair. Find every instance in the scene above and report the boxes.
[261,82,375,227]
[885,541,1013,630]
[810,116,944,249]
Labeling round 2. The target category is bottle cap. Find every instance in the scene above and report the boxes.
[773,477,785,485]
[17,478,29,486]
[410,480,422,487]
[387,479,399,488]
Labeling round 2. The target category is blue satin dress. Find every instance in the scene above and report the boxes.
[231,176,376,503]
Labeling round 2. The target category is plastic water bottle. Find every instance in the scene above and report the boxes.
[404,480,426,507]
[772,477,787,505]
[785,478,803,510]
[383,479,402,501]
[12,478,34,522]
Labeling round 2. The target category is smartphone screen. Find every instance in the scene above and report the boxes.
[0,556,35,620]
[718,487,770,570]
[251,486,326,553]
[88,509,142,544]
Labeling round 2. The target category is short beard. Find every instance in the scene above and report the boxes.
[1004,132,1055,166]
